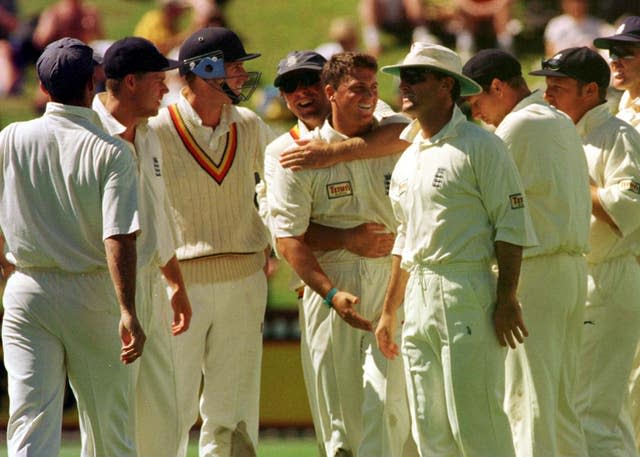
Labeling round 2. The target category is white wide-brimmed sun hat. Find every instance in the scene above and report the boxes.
[381,42,482,96]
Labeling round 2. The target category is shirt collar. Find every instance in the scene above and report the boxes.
[91,92,150,142]
[177,87,236,135]
[619,90,640,113]
[317,117,379,142]
[575,102,611,138]
[401,104,467,146]
[507,90,545,118]
[45,101,102,126]
[92,92,126,137]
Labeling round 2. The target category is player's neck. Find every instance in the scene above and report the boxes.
[104,93,140,143]
[185,87,223,128]
[418,103,453,139]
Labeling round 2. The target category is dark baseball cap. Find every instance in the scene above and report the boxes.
[594,16,640,49]
[179,27,259,75]
[529,47,610,88]
[104,37,180,79]
[36,37,100,98]
[462,49,522,87]
[273,51,327,87]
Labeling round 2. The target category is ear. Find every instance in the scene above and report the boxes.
[490,78,503,95]
[441,76,454,92]
[584,81,599,98]
[123,73,137,90]
[39,81,50,99]
[325,84,335,102]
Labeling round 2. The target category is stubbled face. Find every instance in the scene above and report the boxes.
[609,45,640,97]
[465,89,507,127]
[543,76,584,122]
[330,66,378,134]
[133,71,169,118]
[399,69,441,117]
[280,71,330,127]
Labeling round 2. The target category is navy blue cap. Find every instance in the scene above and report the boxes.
[594,16,640,49]
[36,37,100,98]
[274,51,326,87]
[462,48,522,87]
[104,36,180,79]
[530,46,611,88]
[179,27,260,76]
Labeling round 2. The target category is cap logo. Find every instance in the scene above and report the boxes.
[198,36,204,43]
[286,55,298,67]
[618,24,626,34]
[554,52,563,60]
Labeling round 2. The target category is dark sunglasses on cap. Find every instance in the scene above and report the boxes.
[541,57,563,71]
[278,72,321,93]
[399,68,431,85]
[610,45,638,60]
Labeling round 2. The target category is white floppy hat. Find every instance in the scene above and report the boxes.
[381,42,482,96]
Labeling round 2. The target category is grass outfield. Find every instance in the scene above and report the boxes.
[0,437,318,457]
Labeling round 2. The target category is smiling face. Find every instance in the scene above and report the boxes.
[279,70,330,129]
[327,66,378,137]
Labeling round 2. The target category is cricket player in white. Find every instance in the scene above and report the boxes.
[0,37,145,457]
[376,43,538,457]
[594,17,640,455]
[92,36,192,457]
[258,49,412,457]
[149,27,275,457]
[532,45,640,457]
[269,52,413,457]
[463,49,592,457]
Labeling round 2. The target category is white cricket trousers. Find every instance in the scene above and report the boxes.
[2,269,137,457]
[169,268,267,457]
[576,255,640,457]
[504,253,588,457]
[129,264,184,457]
[401,262,515,457]
[303,257,413,457]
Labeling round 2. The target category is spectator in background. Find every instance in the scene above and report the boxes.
[315,17,359,60]
[544,0,614,56]
[31,0,103,51]
[453,0,518,57]
[0,0,18,95]
[359,0,440,57]
[133,0,192,54]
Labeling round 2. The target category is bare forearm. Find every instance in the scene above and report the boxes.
[160,255,186,292]
[305,223,347,251]
[495,240,522,301]
[280,124,409,170]
[382,255,408,315]
[277,236,334,297]
[335,123,409,162]
[105,234,137,316]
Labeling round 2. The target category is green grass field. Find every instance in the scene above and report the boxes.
[0,434,318,457]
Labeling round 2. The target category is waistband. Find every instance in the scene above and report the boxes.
[410,260,491,275]
[587,253,638,267]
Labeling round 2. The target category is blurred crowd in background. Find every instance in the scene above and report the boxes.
[0,0,637,104]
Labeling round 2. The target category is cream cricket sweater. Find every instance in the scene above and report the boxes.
[150,94,275,283]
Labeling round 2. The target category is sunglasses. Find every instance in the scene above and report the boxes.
[399,68,431,85]
[610,45,638,60]
[279,72,321,93]
[541,57,563,71]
